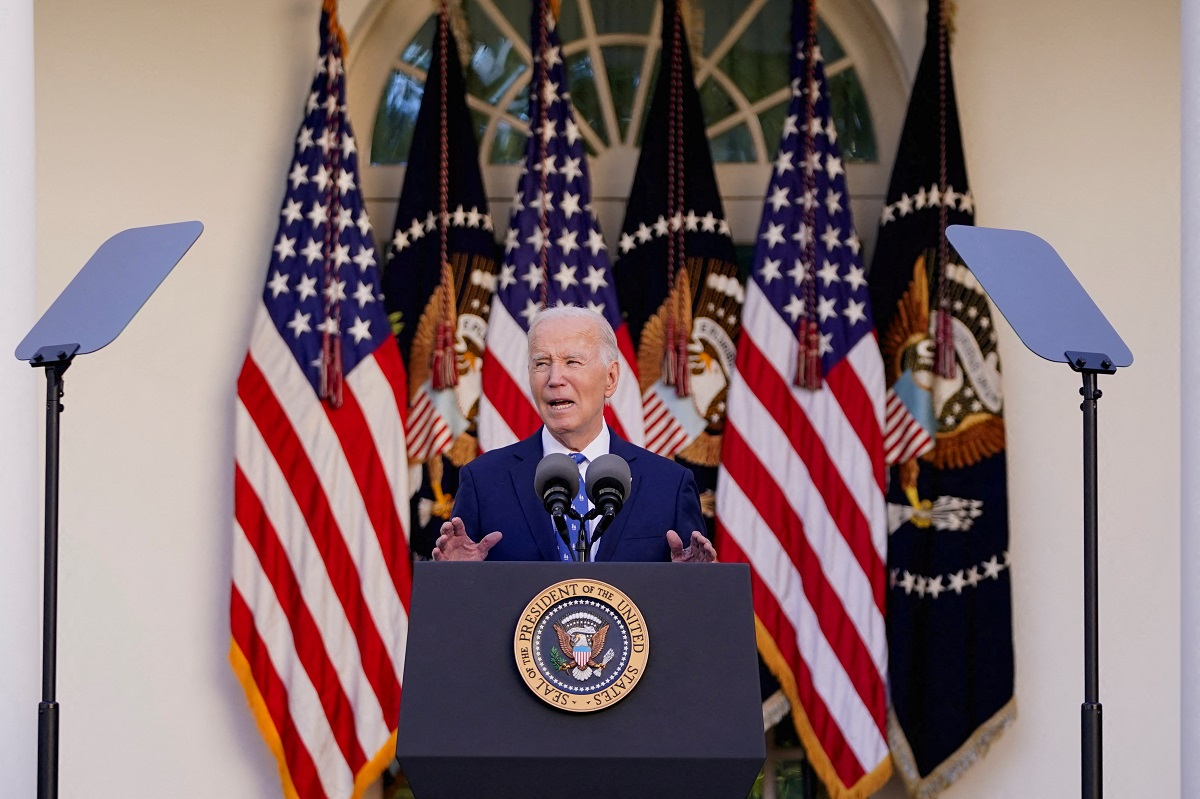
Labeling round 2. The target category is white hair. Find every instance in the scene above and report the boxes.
[527,305,619,367]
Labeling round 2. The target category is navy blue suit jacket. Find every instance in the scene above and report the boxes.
[452,429,706,562]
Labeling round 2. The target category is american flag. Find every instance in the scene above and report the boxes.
[477,0,643,451]
[231,5,412,799]
[713,2,891,797]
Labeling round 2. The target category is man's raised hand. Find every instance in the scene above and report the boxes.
[666,530,717,563]
[432,516,502,561]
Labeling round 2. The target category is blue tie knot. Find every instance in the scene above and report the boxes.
[570,452,587,465]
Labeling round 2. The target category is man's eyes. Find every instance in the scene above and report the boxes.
[531,358,586,370]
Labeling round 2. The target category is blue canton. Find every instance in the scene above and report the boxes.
[496,2,621,333]
[262,11,387,391]
[751,42,874,372]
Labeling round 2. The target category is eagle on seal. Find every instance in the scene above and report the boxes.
[553,622,610,671]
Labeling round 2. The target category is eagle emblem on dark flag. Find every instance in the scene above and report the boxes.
[868,3,1016,796]
[613,0,743,534]
[382,9,497,560]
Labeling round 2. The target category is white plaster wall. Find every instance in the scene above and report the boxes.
[10,0,1180,796]
[878,0,1182,796]
[0,0,41,795]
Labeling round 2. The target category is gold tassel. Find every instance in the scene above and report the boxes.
[430,318,458,390]
[935,306,956,379]
[794,318,823,389]
[662,317,679,388]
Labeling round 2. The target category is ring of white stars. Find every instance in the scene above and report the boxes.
[889,550,1011,600]
[880,183,975,225]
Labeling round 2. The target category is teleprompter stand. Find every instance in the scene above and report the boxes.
[14,221,203,799]
[397,562,765,798]
[947,225,1133,799]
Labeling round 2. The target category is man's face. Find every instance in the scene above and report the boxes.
[528,315,619,450]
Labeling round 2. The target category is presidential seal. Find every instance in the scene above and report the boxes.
[513,578,649,713]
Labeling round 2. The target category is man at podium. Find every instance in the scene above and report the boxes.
[432,306,715,563]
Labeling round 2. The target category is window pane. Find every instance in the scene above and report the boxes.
[758,99,789,154]
[400,17,437,70]
[697,0,751,58]
[603,45,645,141]
[827,67,877,162]
[556,0,584,42]
[489,118,528,164]
[505,82,531,124]
[816,20,845,63]
[709,123,755,163]
[697,78,737,127]
[487,0,534,40]
[590,0,654,36]
[464,0,529,106]
[714,0,791,106]
[371,69,424,165]
[564,50,608,146]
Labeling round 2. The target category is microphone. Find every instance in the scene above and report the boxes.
[585,454,631,543]
[534,453,582,559]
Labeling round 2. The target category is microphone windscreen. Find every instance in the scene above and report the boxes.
[585,453,632,502]
[534,453,581,500]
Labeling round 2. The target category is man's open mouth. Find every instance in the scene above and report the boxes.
[547,399,574,408]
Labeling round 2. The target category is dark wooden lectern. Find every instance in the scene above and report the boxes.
[396,561,764,798]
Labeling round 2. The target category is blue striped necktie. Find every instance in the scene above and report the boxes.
[556,452,589,561]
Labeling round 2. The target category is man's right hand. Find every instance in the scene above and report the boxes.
[432,516,502,561]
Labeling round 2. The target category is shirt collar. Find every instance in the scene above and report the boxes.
[540,425,610,464]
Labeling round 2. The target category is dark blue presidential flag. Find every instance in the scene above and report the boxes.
[612,0,742,532]
[381,11,496,559]
[869,2,1015,796]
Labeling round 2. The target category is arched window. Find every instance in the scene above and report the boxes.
[347,0,908,259]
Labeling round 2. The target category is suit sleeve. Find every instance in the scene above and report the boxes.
[674,468,707,541]
[451,462,484,544]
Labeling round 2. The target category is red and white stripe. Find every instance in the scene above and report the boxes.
[233,306,411,799]
[716,283,889,794]
[405,386,453,463]
[479,298,645,451]
[641,388,689,457]
[884,388,934,465]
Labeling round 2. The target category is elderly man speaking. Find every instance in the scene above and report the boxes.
[433,306,715,563]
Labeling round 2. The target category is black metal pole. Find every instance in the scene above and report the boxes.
[37,359,68,799]
[1080,371,1102,799]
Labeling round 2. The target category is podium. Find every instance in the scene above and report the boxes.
[396,562,765,799]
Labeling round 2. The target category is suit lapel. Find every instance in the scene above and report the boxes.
[595,434,641,561]
[508,430,561,561]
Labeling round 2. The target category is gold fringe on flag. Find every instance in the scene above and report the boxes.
[752,617,892,799]
[322,0,348,57]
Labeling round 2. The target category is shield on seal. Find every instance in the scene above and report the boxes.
[572,633,590,668]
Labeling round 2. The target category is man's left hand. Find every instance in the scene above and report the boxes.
[666,530,717,563]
